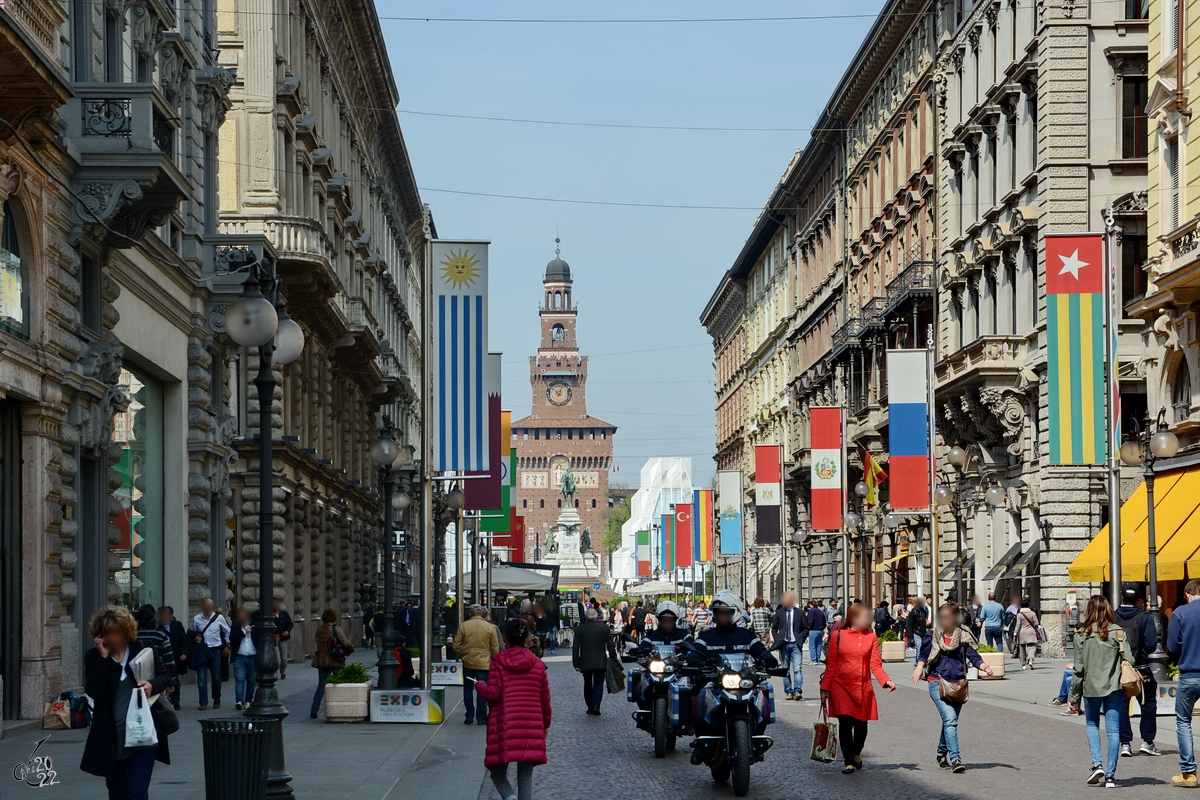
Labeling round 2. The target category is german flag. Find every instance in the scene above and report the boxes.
[1046,234,1107,465]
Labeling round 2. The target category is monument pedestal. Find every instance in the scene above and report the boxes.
[541,506,602,589]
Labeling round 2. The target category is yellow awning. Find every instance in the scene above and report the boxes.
[1069,467,1200,582]
[874,552,909,572]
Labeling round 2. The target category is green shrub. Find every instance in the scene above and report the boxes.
[976,644,998,654]
[878,630,900,642]
[326,663,370,684]
[1168,662,1181,679]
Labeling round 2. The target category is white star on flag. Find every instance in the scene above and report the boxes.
[1057,249,1089,280]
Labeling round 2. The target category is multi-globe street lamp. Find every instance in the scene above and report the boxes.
[224,258,304,797]
[370,416,410,690]
[1120,407,1180,684]
[935,445,1005,608]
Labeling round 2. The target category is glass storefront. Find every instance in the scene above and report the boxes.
[112,367,164,608]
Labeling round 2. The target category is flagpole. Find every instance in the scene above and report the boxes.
[1104,202,1123,607]
[927,325,939,607]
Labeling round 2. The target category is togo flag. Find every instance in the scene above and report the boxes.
[1046,234,1107,465]
[433,240,489,472]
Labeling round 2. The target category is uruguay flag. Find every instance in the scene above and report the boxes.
[433,241,490,472]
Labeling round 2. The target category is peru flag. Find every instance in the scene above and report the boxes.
[754,445,783,545]
[674,504,694,568]
[810,407,844,530]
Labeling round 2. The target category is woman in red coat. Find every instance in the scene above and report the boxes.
[818,603,896,773]
[475,619,552,800]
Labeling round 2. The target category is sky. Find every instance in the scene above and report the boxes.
[379,1,884,489]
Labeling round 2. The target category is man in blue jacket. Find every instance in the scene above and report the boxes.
[1168,579,1200,787]
[1114,583,1160,757]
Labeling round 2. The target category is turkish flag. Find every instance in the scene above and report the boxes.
[1045,234,1105,295]
[675,504,693,568]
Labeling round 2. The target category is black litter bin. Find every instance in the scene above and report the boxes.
[199,718,272,800]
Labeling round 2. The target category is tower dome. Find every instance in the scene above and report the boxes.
[544,237,571,281]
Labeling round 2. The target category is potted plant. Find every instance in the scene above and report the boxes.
[322,663,371,722]
[975,643,1005,679]
[878,629,906,662]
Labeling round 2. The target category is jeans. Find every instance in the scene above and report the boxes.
[1084,690,1124,777]
[1118,668,1156,744]
[490,762,534,800]
[106,746,156,800]
[837,715,868,765]
[1177,676,1200,774]
[582,668,605,711]
[928,680,963,762]
[310,666,336,716]
[464,667,489,722]
[233,654,257,704]
[807,630,823,662]
[984,627,1003,651]
[547,628,558,652]
[779,641,803,695]
[1056,668,1074,703]
[277,638,289,676]
[195,646,223,705]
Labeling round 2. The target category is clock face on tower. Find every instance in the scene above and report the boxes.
[547,380,572,406]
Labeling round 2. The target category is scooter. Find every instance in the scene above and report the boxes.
[681,640,786,797]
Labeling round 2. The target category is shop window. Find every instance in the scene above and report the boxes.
[113,367,164,608]
[0,204,29,338]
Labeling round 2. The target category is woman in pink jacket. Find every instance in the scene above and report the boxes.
[475,619,552,800]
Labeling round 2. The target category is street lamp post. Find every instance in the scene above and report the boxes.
[935,445,1004,609]
[370,417,409,690]
[226,259,304,798]
[1120,407,1179,684]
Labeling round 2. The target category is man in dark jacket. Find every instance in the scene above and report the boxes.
[572,608,618,715]
[1115,583,1161,757]
[1168,579,1200,787]
[630,601,648,641]
[907,597,930,665]
[771,592,808,701]
[805,601,826,664]
[157,606,187,709]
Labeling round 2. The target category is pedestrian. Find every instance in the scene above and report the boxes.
[1168,578,1200,787]
[872,600,894,637]
[1050,661,1082,716]
[310,608,354,719]
[228,608,257,710]
[475,619,552,800]
[80,605,173,800]
[1013,596,1041,669]
[1004,595,1021,655]
[1072,594,1135,788]
[631,600,648,641]
[806,600,826,664]
[771,591,808,701]
[156,606,187,710]
[911,602,992,773]
[361,602,375,648]
[519,600,544,658]
[825,598,840,631]
[1114,583,1160,757]
[134,604,177,712]
[906,596,929,665]
[455,604,500,725]
[967,594,983,641]
[393,635,420,688]
[979,592,1005,651]
[750,597,773,646]
[571,607,618,715]
[694,600,712,631]
[819,603,896,773]
[189,597,230,710]
[272,598,293,680]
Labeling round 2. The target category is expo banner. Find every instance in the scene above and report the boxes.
[370,689,445,723]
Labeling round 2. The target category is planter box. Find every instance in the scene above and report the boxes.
[979,652,1005,679]
[879,640,906,662]
[324,682,371,722]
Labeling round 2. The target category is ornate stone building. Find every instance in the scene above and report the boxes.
[513,252,617,584]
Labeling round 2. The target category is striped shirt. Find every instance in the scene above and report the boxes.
[750,607,772,633]
[694,608,713,630]
[136,625,177,674]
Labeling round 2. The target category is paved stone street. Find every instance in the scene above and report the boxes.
[475,652,1192,800]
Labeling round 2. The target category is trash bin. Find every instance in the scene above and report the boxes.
[199,718,272,800]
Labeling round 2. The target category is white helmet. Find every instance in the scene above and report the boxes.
[709,590,745,619]
[655,601,681,620]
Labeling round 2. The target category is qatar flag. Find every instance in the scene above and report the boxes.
[674,504,694,568]
[810,407,844,530]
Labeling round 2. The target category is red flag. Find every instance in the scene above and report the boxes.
[674,504,693,567]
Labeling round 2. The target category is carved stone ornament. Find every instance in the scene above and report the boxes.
[74,340,129,457]
[210,414,240,500]
[978,386,1030,458]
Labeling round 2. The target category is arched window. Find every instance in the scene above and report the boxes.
[0,203,29,338]
[552,324,564,341]
[540,499,544,509]
[1173,357,1193,423]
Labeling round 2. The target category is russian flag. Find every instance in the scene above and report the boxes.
[887,350,931,510]
[810,407,844,530]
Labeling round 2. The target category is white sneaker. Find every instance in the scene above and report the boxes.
[1140,742,1162,756]
[1120,743,1133,757]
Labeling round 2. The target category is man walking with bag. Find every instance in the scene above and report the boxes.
[1114,583,1161,757]
[572,608,617,716]
[190,598,229,711]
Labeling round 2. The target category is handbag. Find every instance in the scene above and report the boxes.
[328,625,352,659]
[605,656,625,694]
[937,646,970,704]
[1117,631,1145,699]
[148,693,179,736]
[189,615,220,663]
[810,698,839,762]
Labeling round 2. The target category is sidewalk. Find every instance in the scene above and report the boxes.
[0,650,489,799]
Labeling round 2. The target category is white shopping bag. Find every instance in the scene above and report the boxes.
[123,686,158,750]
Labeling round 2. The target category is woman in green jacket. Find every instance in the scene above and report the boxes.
[1071,595,1134,789]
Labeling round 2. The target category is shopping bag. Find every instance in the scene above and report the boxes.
[122,686,158,750]
[42,699,70,730]
[605,657,626,694]
[810,699,838,763]
[61,691,92,729]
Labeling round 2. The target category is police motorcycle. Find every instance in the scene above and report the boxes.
[621,601,696,757]
[682,591,787,798]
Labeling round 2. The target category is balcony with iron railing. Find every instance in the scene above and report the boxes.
[883,257,937,319]
[860,296,888,330]
[829,317,864,361]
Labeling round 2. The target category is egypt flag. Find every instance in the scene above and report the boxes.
[694,489,715,562]
[433,240,489,471]
[754,444,783,545]
[810,407,844,530]
[886,350,932,510]
[636,530,651,576]
[674,504,694,568]
[1046,233,1107,465]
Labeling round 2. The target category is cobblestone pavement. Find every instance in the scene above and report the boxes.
[478,653,1191,800]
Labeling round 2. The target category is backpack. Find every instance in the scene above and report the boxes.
[1114,609,1145,663]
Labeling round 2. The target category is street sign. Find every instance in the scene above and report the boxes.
[431,661,463,686]
[370,689,445,723]
[592,583,601,591]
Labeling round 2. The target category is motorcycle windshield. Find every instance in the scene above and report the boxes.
[653,644,677,658]
[718,654,750,671]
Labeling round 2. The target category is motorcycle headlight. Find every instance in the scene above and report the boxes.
[721,674,742,690]
[740,678,753,689]
[649,660,667,674]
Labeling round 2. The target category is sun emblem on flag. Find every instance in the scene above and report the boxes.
[440,249,480,289]
[816,458,838,480]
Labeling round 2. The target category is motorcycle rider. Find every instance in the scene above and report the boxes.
[644,601,692,645]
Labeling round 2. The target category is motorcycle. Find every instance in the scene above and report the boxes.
[624,641,695,757]
[681,640,786,797]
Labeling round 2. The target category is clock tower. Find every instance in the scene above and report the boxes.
[512,244,617,584]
